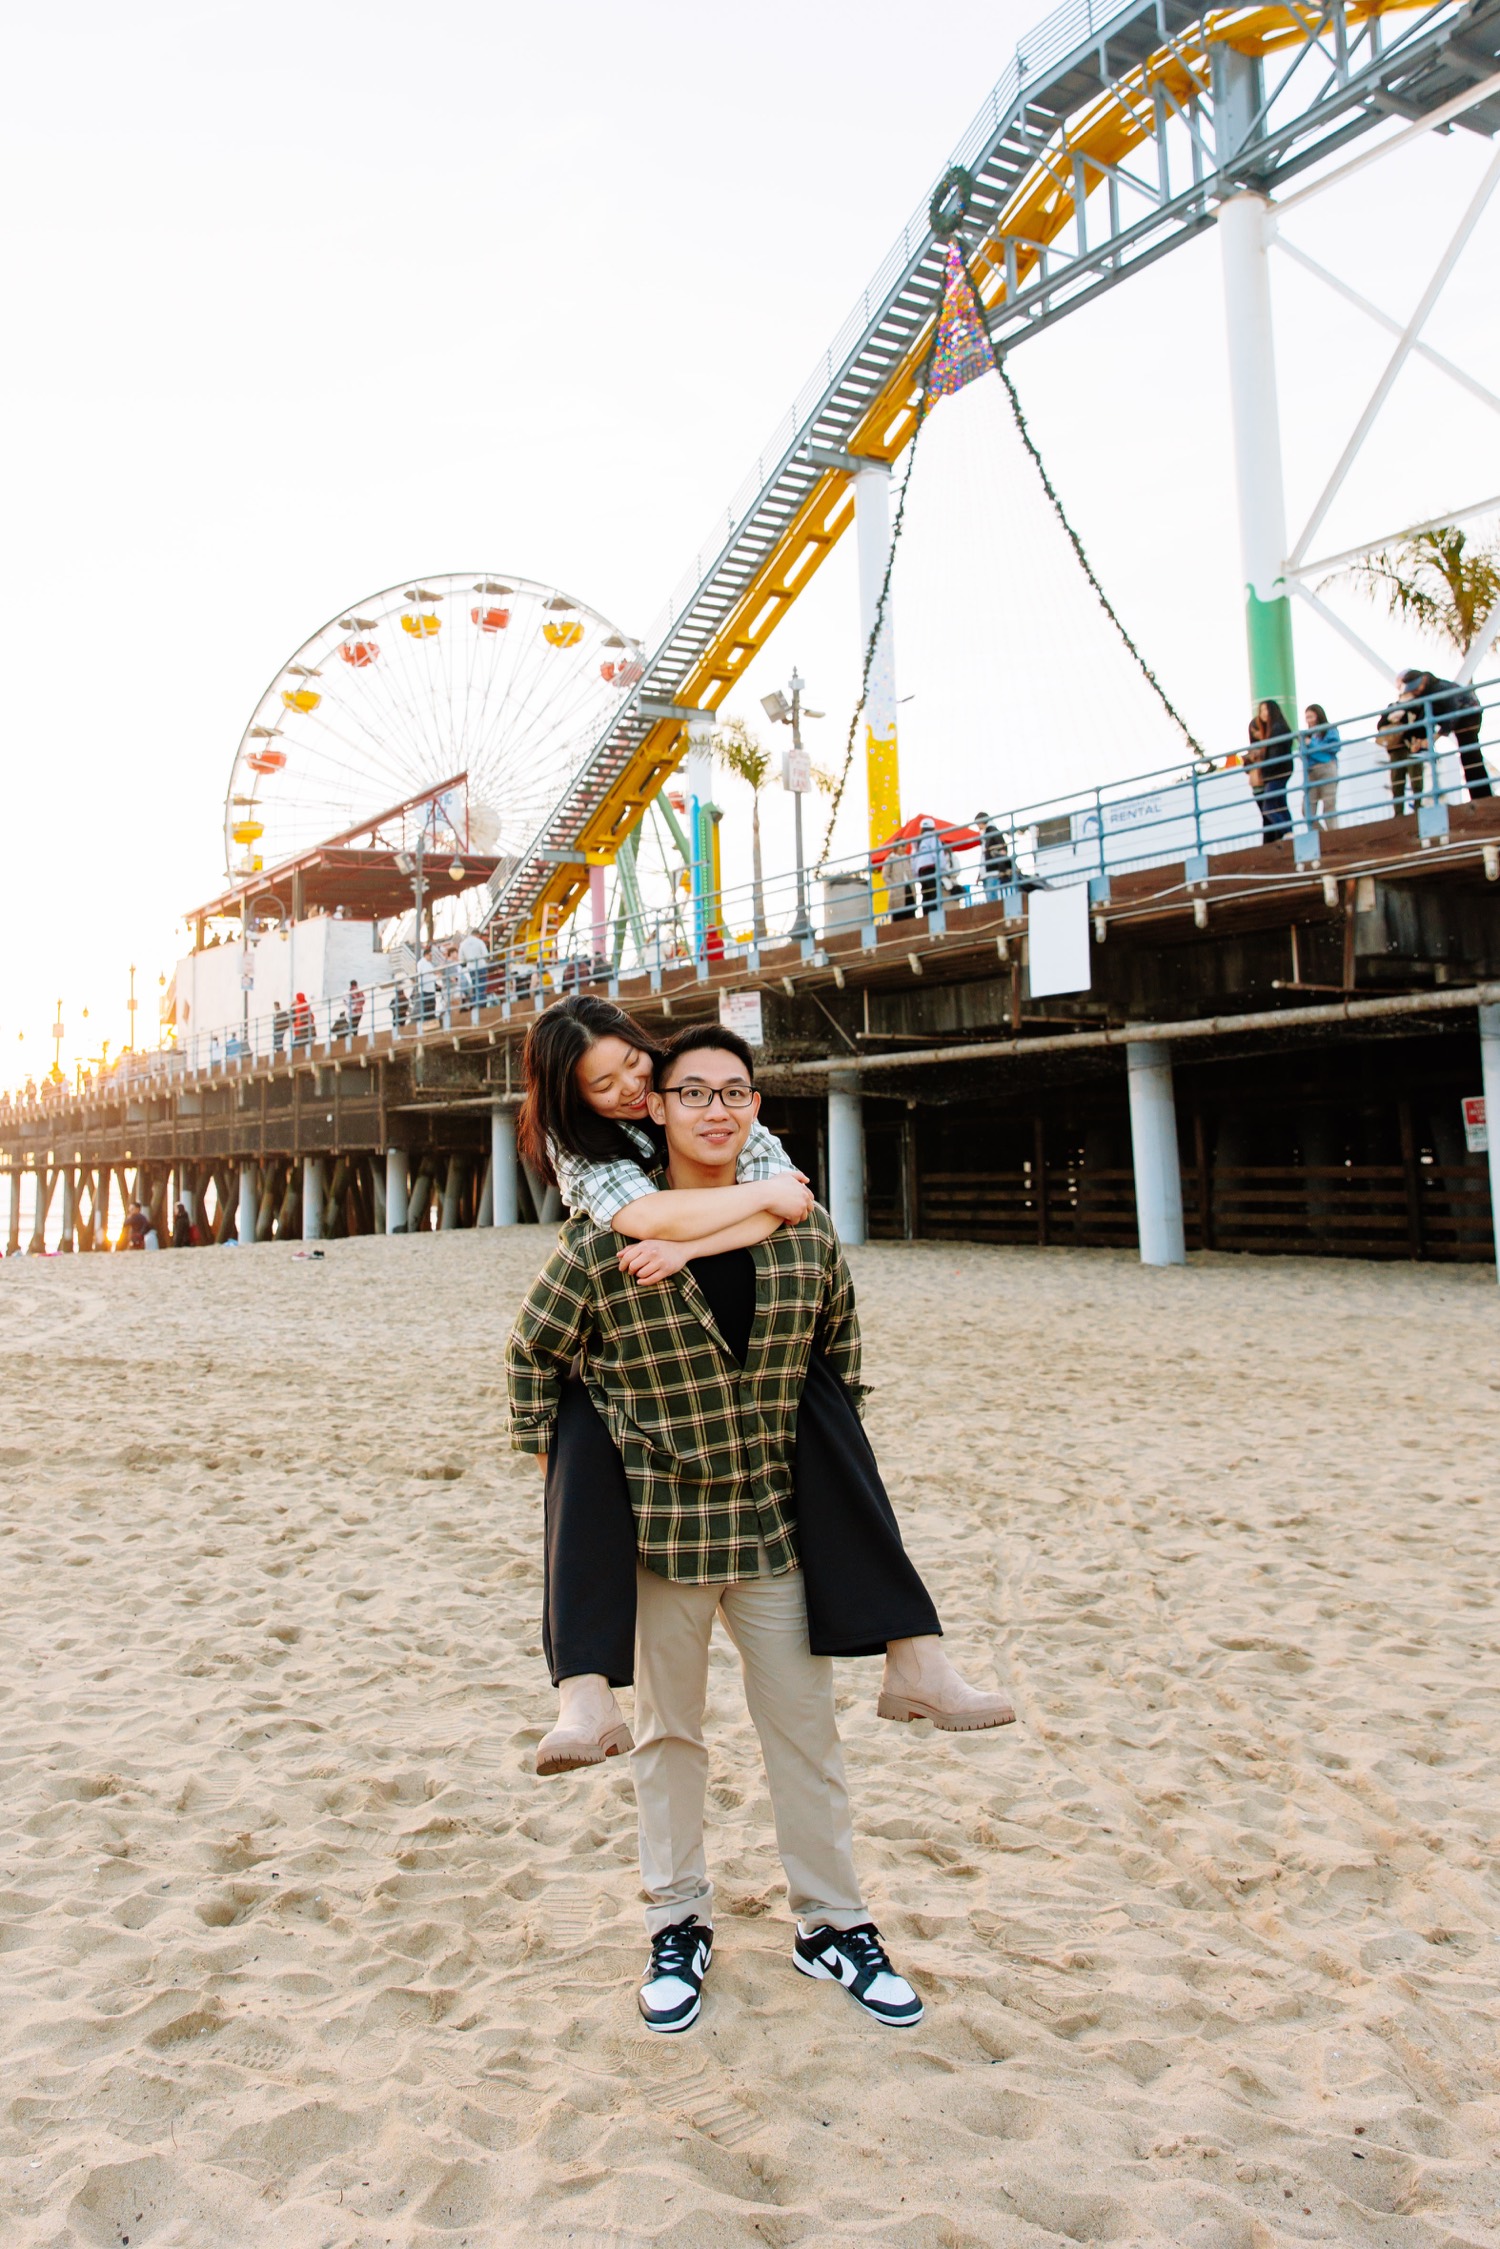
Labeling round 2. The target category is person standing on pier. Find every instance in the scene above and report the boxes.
[1246,700,1296,841]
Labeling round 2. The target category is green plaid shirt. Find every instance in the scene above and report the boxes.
[507,1204,864,1583]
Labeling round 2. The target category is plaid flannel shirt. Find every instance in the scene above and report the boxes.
[550,1118,795,1228]
[507,1202,864,1583]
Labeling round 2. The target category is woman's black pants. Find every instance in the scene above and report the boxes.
[540,1354,941,1685]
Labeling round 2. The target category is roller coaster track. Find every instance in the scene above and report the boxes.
[492,0,1500,951]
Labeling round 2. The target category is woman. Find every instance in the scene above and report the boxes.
[1246,700,1296,842]
[1300,705,1340,831]
[515,994,1012,1775]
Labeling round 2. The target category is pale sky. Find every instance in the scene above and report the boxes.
[3,0,1497,1084]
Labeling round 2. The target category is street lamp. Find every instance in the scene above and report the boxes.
[393,820,432,1024]
[127,963,138,1054]
[761,668,824,937]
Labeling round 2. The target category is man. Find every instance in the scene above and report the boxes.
[508,1025,925,2036]
[458,927,489,1010]
[974,811,1014,903]
[1395,668,1492,801]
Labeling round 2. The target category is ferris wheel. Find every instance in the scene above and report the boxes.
[222,571,641,905]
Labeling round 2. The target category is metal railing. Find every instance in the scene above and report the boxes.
[3,677,1496,1117]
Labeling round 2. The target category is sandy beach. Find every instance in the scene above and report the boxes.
[1,1232,1498,2248]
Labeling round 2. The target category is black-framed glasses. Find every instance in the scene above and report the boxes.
[661,1081,755,1110]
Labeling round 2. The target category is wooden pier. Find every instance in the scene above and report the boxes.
[5,803,1499,1263]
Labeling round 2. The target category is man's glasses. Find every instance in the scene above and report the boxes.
[661,1081,755,1110]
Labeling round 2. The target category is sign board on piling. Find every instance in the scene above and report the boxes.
[1462,1094,1488,1153]
[720,990,764,1045]
[782,749,811,795]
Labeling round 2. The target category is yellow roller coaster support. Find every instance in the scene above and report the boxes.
[519,0,1427,950]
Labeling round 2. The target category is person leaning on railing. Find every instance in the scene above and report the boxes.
[1376,698,1426,813]
[1395,669,1493,802]
[1246,700,1296,842]
[974,812,1015,902]
[1299,705,1340,831]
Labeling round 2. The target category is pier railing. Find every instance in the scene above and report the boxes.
[5,676,1498,1106]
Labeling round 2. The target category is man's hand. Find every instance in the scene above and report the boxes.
[762,1173,815,1225]
[618,1236,691,1284]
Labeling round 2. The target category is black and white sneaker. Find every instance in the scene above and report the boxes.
[793,1922,924,2026]
[638,1916,713,2033]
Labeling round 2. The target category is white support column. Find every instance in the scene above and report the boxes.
[489,1107,518,1226]
[1218,191,1296,715]
[57,1168,76,1253]
[827,1068,867,1247]
[384,1147,408,1234]
[303,1155,325,1242]
[1127,1042,1186,1266]
[6,1169,21,1256]
[854,460,902,868]
[1480,1003,1500,1287]
[237,1161,256,1247]
[440,1154,463,1231]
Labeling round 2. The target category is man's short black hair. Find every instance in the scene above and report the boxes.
[656,1022,756,1086]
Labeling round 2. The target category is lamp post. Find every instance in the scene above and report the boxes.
[761,669,823,938]
[127,963,138,1055]
[49,997,64,1085]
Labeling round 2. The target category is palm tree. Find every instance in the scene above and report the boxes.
[713,716,772,937]
[1339,522,1500,658]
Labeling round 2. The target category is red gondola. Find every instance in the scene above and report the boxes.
[340,638,379,668]
[248,748,287,775]
[471,606,511,632]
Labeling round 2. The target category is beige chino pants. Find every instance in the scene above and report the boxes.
[633,1563,867,1939]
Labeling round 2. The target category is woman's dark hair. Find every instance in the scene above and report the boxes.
[1304,703,1328,728]
[1251,698,1294,743]
[516,995,665,1184]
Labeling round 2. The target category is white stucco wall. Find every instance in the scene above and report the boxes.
[173,920,398,1063]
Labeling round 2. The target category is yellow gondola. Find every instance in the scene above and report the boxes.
[543,620,584,648]
[232,820,264,845]
[282,687,321,714]
[401,612,442,639]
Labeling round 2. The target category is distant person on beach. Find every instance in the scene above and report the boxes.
[1300,706,1340,831]
[172,1199,193,1248]
[124,1201,148,1250]
[1246,700,1296,841]
[1395,669,1492,800]
[511,1021,989,2035]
